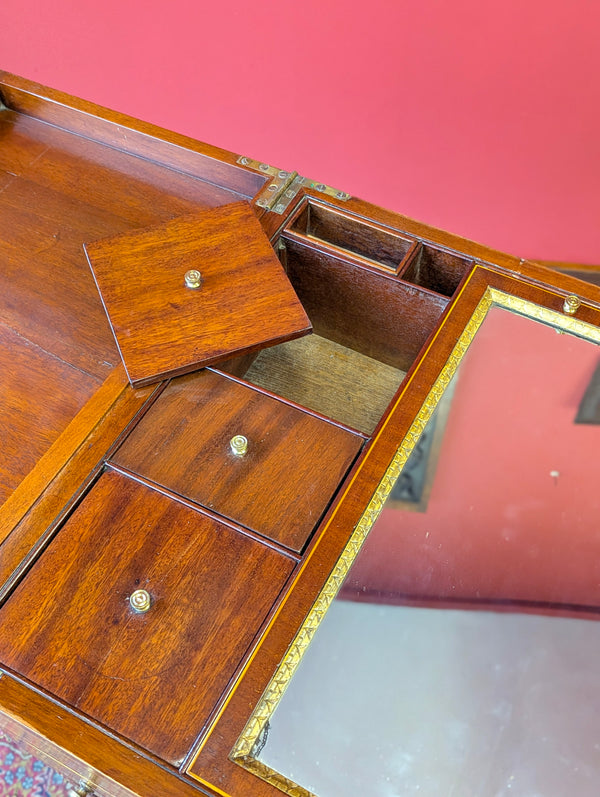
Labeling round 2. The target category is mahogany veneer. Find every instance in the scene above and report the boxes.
[112,369,364,552]
[0,469,294,766]
[0,324,100,503]
[85,202,311,386]
[2,73,600,797]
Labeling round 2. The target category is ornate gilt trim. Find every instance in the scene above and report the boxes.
[488,288,600,344]
[231,287,600,796]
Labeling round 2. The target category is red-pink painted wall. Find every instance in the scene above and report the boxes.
[0,1,598,263]
[346,308,600,608]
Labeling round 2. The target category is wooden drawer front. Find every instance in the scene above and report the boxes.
[0,470,294,766]
[111,369,364,552]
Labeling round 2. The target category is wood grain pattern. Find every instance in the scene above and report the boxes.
[290,201,416,271]
[112,369,363,552]
[0,323,101,506]
[0,173,121,377]
[242,333,407,434]
[0,365,128,544]
[0,470,294,766]
[0,376,157,600]
[0,107,249,380]
[4,76,600,797]
[400,241,472,296]
[0,71,265,199]
[85,202,312,386]
[282,235,448,371]
[0,111,240,228]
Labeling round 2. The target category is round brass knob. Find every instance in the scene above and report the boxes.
[184,269,202,289]
[129,589,151,613]
[230,435,248,457]
[563,294,581,315]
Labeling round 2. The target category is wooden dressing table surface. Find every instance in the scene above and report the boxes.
[1,73,600,797]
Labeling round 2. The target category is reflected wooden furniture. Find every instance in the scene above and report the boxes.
[1,73,600,797]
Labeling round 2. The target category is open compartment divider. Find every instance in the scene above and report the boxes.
[398,240,474,297]
[285,200,418,274]
[224,232,450,435]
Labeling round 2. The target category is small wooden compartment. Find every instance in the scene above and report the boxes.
[400,242,473,296]
[289,201,415,271]
[112,369,364,552]
[223,227,449,435]
[0,470,295,766]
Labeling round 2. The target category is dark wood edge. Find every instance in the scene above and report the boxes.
[0,673,213,797]
[207,367,370,440]
[0,380,165,603]
[185,263,600,796]
[282,228,452,307]
[263,189,600,312]
[105,462,303,562]
[0,72,266,199]
[0,366,127,544]
[124,326,313,389]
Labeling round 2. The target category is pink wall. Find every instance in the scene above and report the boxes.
[0,1,598,264]
[345,308,600,608]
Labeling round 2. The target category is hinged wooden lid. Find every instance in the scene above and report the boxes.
[84,201,311,386]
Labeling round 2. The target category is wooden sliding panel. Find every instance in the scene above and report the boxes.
[0,470,294,766]
[112,369,363,552]
[0,323,101,505]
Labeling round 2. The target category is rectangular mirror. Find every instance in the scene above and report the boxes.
[232,289,600,797]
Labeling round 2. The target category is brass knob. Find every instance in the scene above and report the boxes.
[230,435,248,457]
[563,294,581,315]
[184,269,202,289]
[129,589,151,613]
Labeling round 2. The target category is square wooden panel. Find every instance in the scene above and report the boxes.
[0,470,294,766]
[111,370,364,552]
[85,201,311,386]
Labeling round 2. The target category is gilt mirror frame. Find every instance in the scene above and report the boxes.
[187,263,600,797]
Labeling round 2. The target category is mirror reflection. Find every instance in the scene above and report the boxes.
[248,305,600,797]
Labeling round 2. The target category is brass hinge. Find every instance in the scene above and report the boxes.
[237,156,350,215]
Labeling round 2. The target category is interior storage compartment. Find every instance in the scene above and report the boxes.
[288,201,416,271]
[243,335,403,435]
[400,242,472,296]
[220,236,449,435]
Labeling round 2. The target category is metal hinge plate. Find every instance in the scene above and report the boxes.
[237,156,351,214]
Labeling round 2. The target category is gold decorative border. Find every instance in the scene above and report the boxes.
[488,289,600,344]
[231,288,600,796]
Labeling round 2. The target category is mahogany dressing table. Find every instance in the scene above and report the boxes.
[0,73,599,797]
